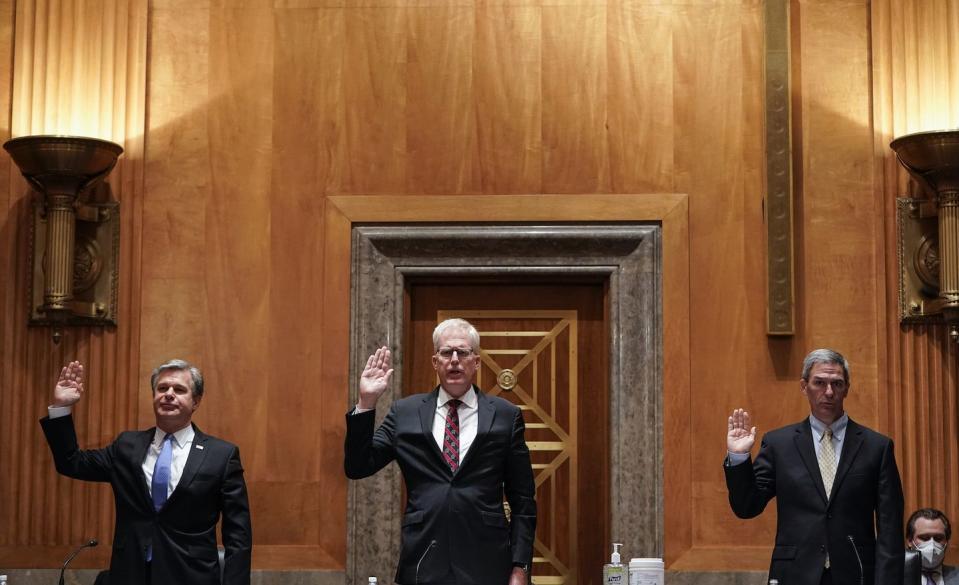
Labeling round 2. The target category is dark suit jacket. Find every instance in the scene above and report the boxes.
[725,417,904,585]
[345,386,536,585]
[40,414,252,585]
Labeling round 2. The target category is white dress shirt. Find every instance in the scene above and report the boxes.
[141,424,195,499]
[354,386,480,464]
[48,405,194,498]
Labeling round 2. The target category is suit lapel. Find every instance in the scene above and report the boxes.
[135,429,157,511]
[793,419,829,505]
[419,388,447,468]
[830,418,864,502]
[165,424,208,509]
[457,387,494,474]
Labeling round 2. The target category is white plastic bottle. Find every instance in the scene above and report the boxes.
[603,542,626,584]
[0,574,8,584]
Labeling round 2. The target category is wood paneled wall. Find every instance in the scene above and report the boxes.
[0,0,957,575]
[0,0,146,567]
[873,0,959,558]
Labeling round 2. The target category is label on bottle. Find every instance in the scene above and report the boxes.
[604,566,627,584]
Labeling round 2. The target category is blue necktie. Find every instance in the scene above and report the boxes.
[147,434,173,562]
[151,434,174,511]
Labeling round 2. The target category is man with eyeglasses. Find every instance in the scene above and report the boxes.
[906,508,957,585]
[344,318,536,585]
[724,348,904,585]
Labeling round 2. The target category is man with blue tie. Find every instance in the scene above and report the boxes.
[40,359,252,585]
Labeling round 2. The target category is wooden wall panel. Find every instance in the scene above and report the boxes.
[5,0,956,576]
[474,6,542,194]
[407,6,478,194]
[0,0,19,556]
[543,5,609,193]
[344,8,406,193]
[607,3,675,193]
[873,0,959,564]
[0,0,146,568]
[269,6,344,566]
[678,1,748,555]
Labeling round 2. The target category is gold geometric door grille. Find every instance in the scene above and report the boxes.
[438,310,578,585]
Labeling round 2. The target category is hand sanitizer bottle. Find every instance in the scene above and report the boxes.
[603,542,626,584]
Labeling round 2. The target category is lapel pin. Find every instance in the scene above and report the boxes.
[195,445,204,450]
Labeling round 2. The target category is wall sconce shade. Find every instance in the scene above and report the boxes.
[891,130,959,340]
[891,131,959,197]
[3,136,123,339]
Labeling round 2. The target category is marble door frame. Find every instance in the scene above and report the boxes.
[324,194,691,583]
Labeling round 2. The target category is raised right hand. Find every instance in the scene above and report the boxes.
[54,361,85,407]
[727,408,756,454]
[358,346,393,410]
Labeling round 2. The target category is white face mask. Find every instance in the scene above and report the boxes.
[915,538,947,569]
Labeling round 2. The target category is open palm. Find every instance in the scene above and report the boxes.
[358,346,393,409]
[54,361,85,407]
[726,408,756,454]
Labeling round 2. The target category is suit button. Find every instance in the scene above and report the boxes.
[820,545,825,552]
[827,513,833,519]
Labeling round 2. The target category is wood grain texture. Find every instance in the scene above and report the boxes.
[4,0,953,574]
[872,1,959,565]
[0,0,146,568]
[543,5,609,193]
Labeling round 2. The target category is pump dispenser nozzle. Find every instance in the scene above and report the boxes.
[611,542,622,564]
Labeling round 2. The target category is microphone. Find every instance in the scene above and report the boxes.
[847,535,864,585]
[415,539,437,585]
[59,539,98,585]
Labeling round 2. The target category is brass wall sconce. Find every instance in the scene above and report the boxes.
[3,135,123,342]
[891,130,959,341]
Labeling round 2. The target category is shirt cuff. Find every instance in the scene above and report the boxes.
[48,405,73,419]
[726,451,749,466]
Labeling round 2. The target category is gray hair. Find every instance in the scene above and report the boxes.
[151,359,204,399]
[801,349,850,383]
[432,318,480,351]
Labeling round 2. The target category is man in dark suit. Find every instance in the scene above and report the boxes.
[345,318,536,585]
[40,359,252,585]
[724,348,904,585]
[906,508,958,585]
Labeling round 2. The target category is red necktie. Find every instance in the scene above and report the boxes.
[443,399,461,472]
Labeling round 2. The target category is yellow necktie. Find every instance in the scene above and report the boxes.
[819,428,836,569]
[819,427,837,497]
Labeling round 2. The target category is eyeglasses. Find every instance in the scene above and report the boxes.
[436,347,476,360]
[807,378,847,392]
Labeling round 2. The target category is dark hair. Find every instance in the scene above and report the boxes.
[906,508,952,541]
[150,359,204,400]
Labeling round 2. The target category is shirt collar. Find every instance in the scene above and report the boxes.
[438,386,477,409]
[809,412,848,441]
[153,423,195,448]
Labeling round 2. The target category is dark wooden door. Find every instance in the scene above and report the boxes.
[405,280,609,585]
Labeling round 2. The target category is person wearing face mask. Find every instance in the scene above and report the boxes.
[907,508,958,585]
